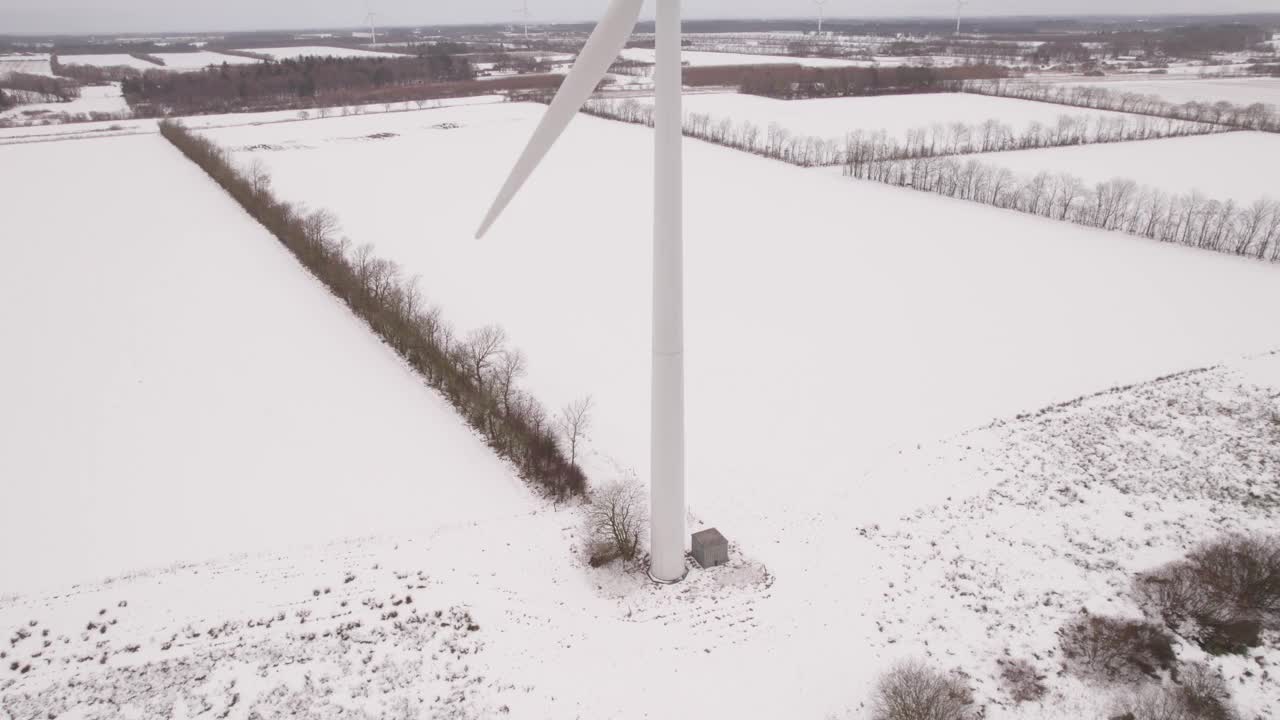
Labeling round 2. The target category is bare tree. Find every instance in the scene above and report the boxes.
[246,158,272,195]
[462,325,507,389]
[494,349,527,416]
[557,396,593,467]
[584,477,647,563]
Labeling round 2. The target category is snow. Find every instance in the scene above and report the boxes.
[620,47,863,68]
[189,102,1280,714]
[0,94,505,142]
[0,83,129,122]
[3,99,1279,719]
[0,133,532,597]
[151,51,263,69]
[0,53,54,77]
[1048,76,1280,108]
[57,53,162,71]
[978,131,1280,206]
[241,46,409,60]
[633,90,1182,145]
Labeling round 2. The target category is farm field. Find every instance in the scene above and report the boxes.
[1047,75,1280,107]
[627,90,1192,145]
[57,53,162,70]
[978,131,1280,206]
[203,101,1280,558]
[0,94,505,140]
[151,50,262,69]
[1,97,1278,720]
[0,53,54,77]
[241,45,408,60]
[196,102,1280,713]
[0,83,129,122]
[0,133,534,597]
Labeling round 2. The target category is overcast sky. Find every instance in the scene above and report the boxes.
[2,1,1277,35]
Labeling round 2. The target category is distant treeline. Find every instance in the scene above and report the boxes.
[843,154,1280,263]
[123,51,475,115]
[52,55,141,83]
[0,71,80,101]
[159,121,589,499]
[580,97,1217,167]
[727,64,1010,99]
[117,50,567,117]
[967,80,1280,133]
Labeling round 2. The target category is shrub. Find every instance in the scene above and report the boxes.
[1058,615,1177,683]
[1111,663,1238,720]
[997,657,1047,703]
[871,660,974,720]
[1135,535,1280,653]
[584,478,647,565]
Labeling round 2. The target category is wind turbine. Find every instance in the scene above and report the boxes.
[517,0,532,39]
[475,0,689,584]
[954,0,967,36]
[814,0,829,35]
[364,1,379,46]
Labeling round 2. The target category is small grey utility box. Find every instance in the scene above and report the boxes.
[691,528,729,568]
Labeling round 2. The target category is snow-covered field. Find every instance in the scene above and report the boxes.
[0,83,129,122]
[240,45,408,60]
[631,91,1182,145]
[0,94,505,142]
[194,102,1280,711]
[3,99,1279,719]
[1048,76,1280,107]
[0,134,533,597]
[152,50,262,69]
[0,53,54,77]
[978,131,1280,206]
[56,53,162,71]
[620,47,862,67]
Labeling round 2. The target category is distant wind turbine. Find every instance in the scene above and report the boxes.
[364,1,379,46]
[476,0,690,584]
[517,0,532,39]
[954,0,968,36]
[814,0,829,35]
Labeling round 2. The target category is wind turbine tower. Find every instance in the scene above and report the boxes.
[519,0,531,39]
[364,5,379,46]
[954,0,968,36]
[814,0,829,35]
[476,0,690,584]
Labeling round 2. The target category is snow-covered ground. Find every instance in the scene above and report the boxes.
[978,131,1280,206]
[620,47,862,68]
[0,94,505,141]
[151,50,262,69]
[1047,76,1280,107]
[0,133,534,597]
[192,101,1280,711]
[0,53,54,77]
[0,83,129,123]
[56,53,163,71]
[240,46,408,60]
[2,98,1279,718]
[630,91,1187,145]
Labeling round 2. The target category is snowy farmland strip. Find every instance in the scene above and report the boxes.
[158,120,588,499]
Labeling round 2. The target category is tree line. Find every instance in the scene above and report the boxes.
[158,120,588,499]
[52,55,142,84]
[842,152,1280,262]
[0,71,80,101]
[735,64,1010,99]
[966,79,1280,133]
[123,50,477,116]
[580,97,1220,167]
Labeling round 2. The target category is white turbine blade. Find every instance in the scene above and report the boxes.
[475,0,645,238]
